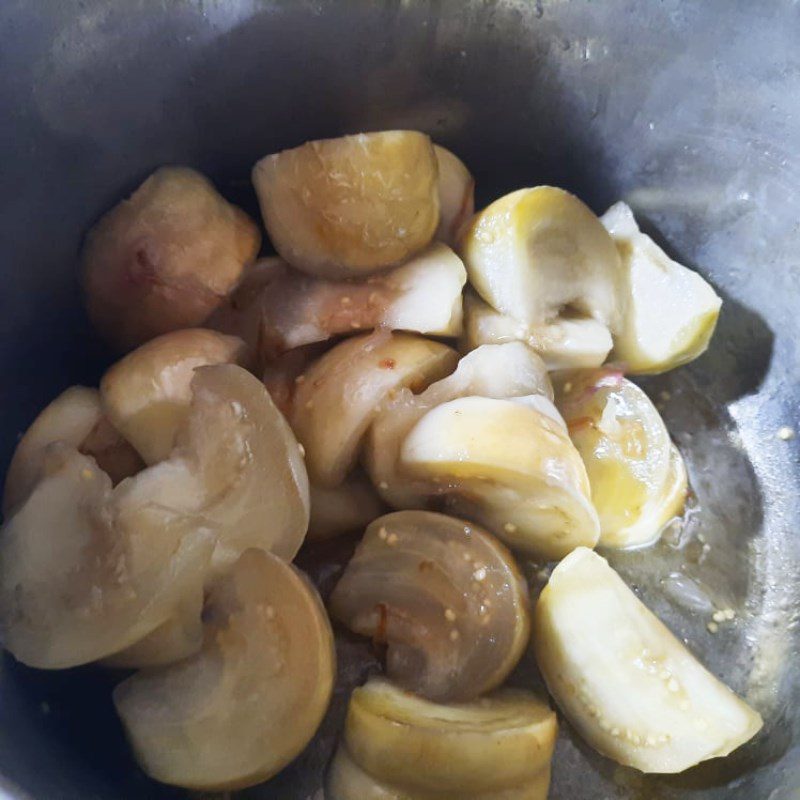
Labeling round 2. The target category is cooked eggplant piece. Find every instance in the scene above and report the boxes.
[400,395,599,559]
[534,547,763,773]
[336,678,556,796]
[601,202,721,374]
[0,445,214,668]
[462,186,621,329]
[253,131,439,278]
[100,328,247,464]
[290,331,457,488]
[330,510,530,701]
[210,244,465,364]
[173,364,309,567]
[115,549,335,790]
[554,369,687,548]
[83,166,260,350]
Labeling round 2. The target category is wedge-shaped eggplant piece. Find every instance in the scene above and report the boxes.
[462,291,613,370]
[338,679,556,796]
[115,549,335,790]
[101,328,247,464]
[174,364,309,566]
[3,386,142,514]
[462,187,621,328]
[83,166,261,351]
[400,396,599,559]
[365,342,551,509]
[221,244,466,361]
[554,369,687,548]
[601,202,721,374]
[330,511,530,701]
[534,547,763,773]
[290,332,457,487]
[253,131,439,279]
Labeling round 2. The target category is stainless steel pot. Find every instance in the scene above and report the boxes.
[0,1,798,798]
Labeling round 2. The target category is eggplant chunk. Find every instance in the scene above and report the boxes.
[337,678,556,796]
[330,510,530,701]
[115,549,335,790]
[534,547,763,773]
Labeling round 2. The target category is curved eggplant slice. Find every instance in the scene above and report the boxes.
[176,364,309,566]
[114,549,336,790]
[342,678,557,795]
[100,328,247,464]
[0,445,214,668]
[554,369,687,548]
[365,342,552,510]
[601,202,721,374]
[230,243,466,360]
[290,331,457,488]
[400,395,599,559]
[330,510,529,702]
[534,547,763,773]
[461,186,621,329]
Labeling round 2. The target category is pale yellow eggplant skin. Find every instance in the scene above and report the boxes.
[534,547,763,773]
[337,678,556,797]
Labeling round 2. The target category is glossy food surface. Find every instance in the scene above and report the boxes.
[253,131,439,278]
[534,548,763,773]
[343,678,557,795]
[1,3,796,799]
[330,510,530,701]
[114,549,336,790]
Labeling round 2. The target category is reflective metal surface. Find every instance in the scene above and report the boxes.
[0,1,798,798]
